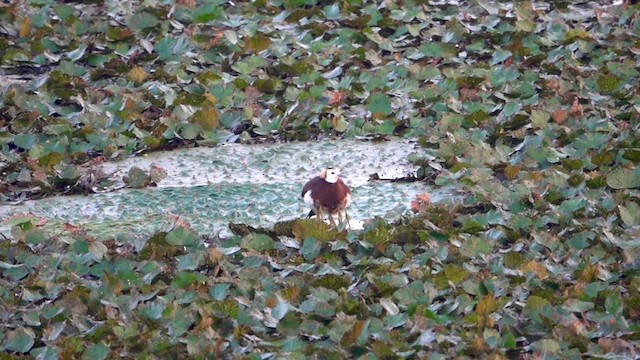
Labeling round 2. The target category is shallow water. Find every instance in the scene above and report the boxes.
[0,139,453,239]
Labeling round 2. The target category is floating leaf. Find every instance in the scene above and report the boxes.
[180,123,202,140]
[530,109,550,129]
[605,293,622,315]
[191,106,220,131]
[13,133,37,150]
[81,343,110,360]
[210,284,231,301]
[491,48,512,65]
[300,237,322,261]
[620,202,640,226]
[4,327,35,353]
[597,75,621,94]
[123,167,151,189]
[607,168,640,189]
[419,42,457,59]
[292,219,339,243]
[246,34,272,53]
[128,12,159,30]
[532,339,560,353]
[367,93,392,116]
[241,233,275,252]
[166,226,200,247]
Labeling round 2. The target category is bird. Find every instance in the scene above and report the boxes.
[301,167,351,228]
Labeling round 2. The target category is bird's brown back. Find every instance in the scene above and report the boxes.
[302,177,351,213]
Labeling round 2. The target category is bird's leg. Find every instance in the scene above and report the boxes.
[337,210,350,230]
[315,206,323,222]
[329,213,337,228]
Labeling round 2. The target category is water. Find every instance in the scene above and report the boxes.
[0,139,454,239]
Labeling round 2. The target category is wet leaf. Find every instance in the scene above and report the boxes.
[292,219,338,243]
[241,233,275,252]
[128,12,159,30]
[124,167,151,189]
[619,202,640,226]
[491,48,512,66]
[166,226,200,247]
[607,168,640,189]
[13,133,37,150]
[3,327,35,353]
[367,93,392,116]
[597,75,621,94]
[605,293,622,315]
[532,339,560,353]
[81,343,110,360]
[210,284,231,301]
[300,237,322,260]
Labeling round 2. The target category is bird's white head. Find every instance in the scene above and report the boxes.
[320,167,340,183]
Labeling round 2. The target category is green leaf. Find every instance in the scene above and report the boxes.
[89,240,108,261]
[620,202,640,226]
[241,233,275,252]
[532,339,560,353]
[300,237,322,261]
[193,3,223,23]
[123,167,151,189]
[459,237,492,257]
[419,42,457,59]
[567,232,593,249]
[323,3,340,20]
[367,93,392,115]
[176,252,202,271]
[491,48,512,65]
[272,302,289,320]
[597,74,621,94]
[13,134,37,150]
[24,228,45,244]
[127,12,159,30]
[376,120,395,135]
[154,37,175,60]
[180,123,202,140]
[530,110,550,129]
[166,226,200,247]
[4,327,35,353]
[81,342,110,360]
[501,102,521,118]
[139,302,165,320]
[607,168,640,189]
[210,284,231,301]
[605,293,622,315]
[557,198,587,214]
[563,299,594,313]
[171,271,205,289]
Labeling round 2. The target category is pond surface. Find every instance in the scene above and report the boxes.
[0,139,454,239]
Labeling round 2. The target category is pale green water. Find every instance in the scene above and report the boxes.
[0,139,454,239]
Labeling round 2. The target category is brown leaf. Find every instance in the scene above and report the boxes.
[459,88,479,101]
[149,164,167,183]
[19,17,31,38]
[328,91,345,107]
[570,96,583,117]
[504,165,521,180]
[597,338,636,356]
[127,66,148,84]
[191,106,220,131]
[551,109,568,124]
[523,260,548,279]
[410,193,431,213]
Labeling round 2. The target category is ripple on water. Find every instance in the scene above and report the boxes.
[0,139,457,239]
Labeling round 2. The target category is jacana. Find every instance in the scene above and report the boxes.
[302,168,351,228]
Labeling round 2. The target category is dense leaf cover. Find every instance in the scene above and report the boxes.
[1,0,640,358]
